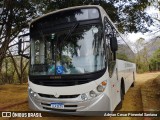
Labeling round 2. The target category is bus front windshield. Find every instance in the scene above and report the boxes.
[30,24,105,75]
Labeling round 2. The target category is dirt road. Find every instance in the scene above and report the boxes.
[112,72,160,120]
[1,72,160,120]
[119,72,160,111]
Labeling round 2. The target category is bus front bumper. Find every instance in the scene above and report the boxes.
[28,93,111,116]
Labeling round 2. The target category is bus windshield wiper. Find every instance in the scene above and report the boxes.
[63,22,79,41]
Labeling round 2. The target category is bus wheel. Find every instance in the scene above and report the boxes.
[116,87,123,110]
[131,72,135,87]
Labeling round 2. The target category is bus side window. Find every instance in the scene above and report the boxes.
[116,34,135,62]
[104,17,116,77]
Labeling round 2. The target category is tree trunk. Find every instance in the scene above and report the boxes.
[20,76,23,84]
[20,56,23,84]
[0,57,5,84]
[5,58,8,83]
[9,53,21,84]
[0,60,3,84]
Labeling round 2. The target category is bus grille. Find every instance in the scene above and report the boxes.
[32,80,92,86]
[38,93,80,99]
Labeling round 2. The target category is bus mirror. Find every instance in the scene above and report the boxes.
[18,33,30,59]
[110,37,118,52]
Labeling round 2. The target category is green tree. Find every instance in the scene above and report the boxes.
[150,48,160,71]
[0,57,15,84]
[117,53,128,61]
[134,38,150,73]
[31,0,154,33]
[0,0,37,80]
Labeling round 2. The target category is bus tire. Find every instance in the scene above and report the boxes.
[131,82,134,87]
[131,72,135,87]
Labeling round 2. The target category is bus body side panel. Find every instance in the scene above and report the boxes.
[106,61,121,111]
[117,59,136,93]
[110,59,136,110]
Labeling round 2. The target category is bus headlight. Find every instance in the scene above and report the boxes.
[97,85,105,92]
[80,81,107,101]
[30,90,34,94]
[28,87,37,98]
[97,81,107,92]
[89,90,97,97]
[81,93,88,101]
[33,93,37,97]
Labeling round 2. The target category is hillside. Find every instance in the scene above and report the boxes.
[146,37,160,57]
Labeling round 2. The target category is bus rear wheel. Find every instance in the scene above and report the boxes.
[131,72,135,87]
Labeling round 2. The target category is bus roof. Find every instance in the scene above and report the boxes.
[29,5,118,32]
[30,5,104,25]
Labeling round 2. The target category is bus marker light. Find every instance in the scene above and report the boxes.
[101,81,107,86]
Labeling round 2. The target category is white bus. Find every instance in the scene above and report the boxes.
[18,5,136,115]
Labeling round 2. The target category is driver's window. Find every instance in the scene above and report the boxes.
[104,17,116,77]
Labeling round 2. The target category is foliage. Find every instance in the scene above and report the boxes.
[134,38,150,73]
[0,56,28,84]
[115,0,154,33]
[31,0,155,33]
[150,48,160,71]
[117,53,128,61]
[0,57,15,84]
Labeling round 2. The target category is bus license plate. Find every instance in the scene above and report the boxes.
[51,103,64,109]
